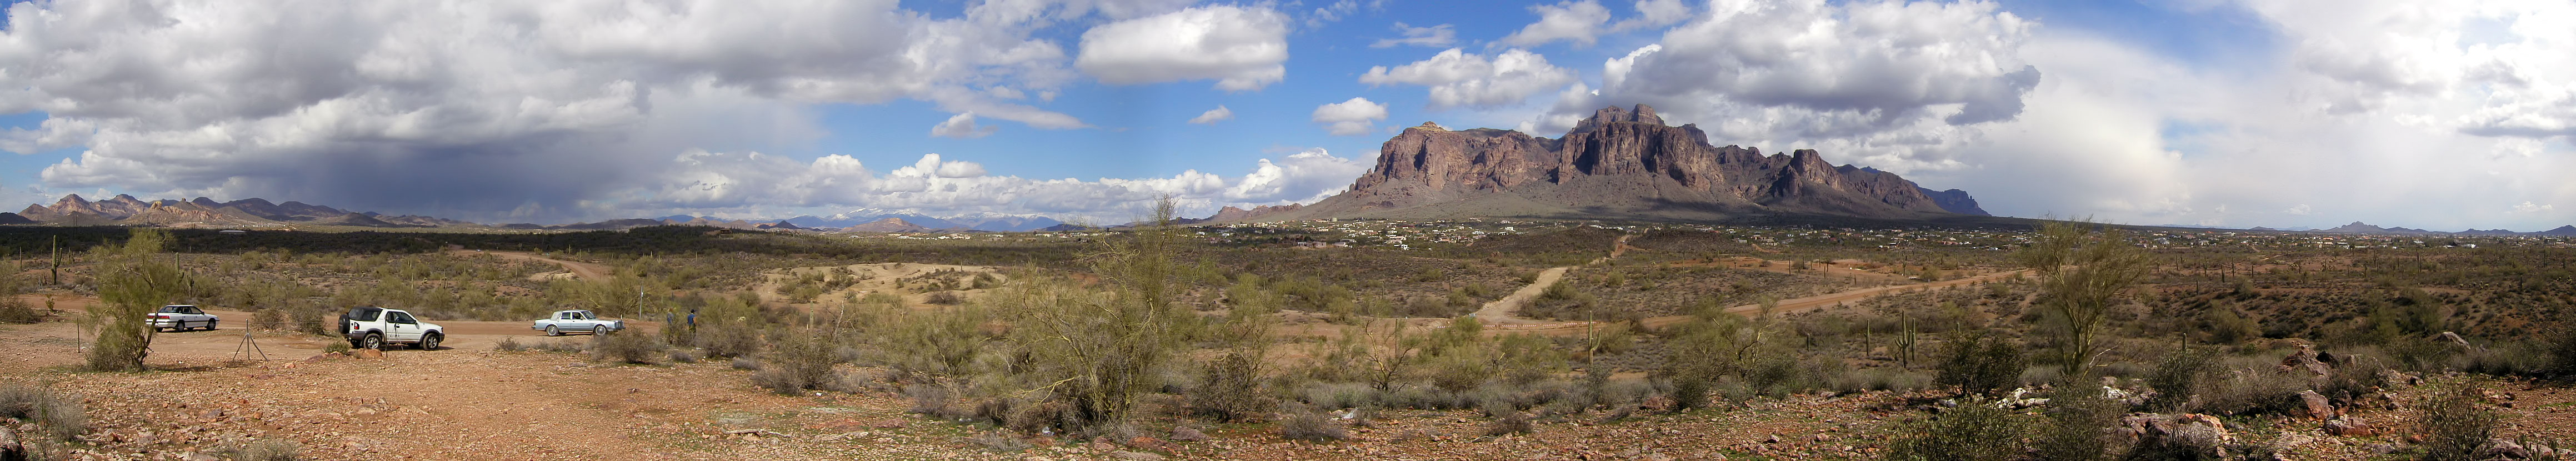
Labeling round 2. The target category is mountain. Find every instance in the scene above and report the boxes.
[2543,226,2576,236]
[1207,204,1304,223]
[0,212,30,224]
[1248,105,1983,223]
[2313,222,2437,234]
[843,217,933,233]
[1915,188,1989,216]
[755,221,803,230]
[786,211,1064,232]
[12,193,463,228]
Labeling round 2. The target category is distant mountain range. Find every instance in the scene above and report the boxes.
[5,194,1077,233]
[1214,104,1990,224]
[779,210,1064,232]
[2290,222,2576,237]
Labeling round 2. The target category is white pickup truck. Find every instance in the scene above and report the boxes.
[339,307,444,350]
[148,304,218,332]
[532,309,623,336]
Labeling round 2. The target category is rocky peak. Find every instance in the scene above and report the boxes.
[1284,103,1979,222]
[1569,104,1667,134]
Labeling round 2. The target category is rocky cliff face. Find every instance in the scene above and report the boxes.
[1272,105,1982,222]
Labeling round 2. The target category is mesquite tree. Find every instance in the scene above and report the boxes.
[2016,221,2153,376]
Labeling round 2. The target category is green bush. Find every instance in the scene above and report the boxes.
[0,382,86,441]
[2198,365,2306,417]
[1187,352,1272,423]
[2142,349,2218,412]
[588,330,666,364]
[752,329,843,394]
[0,299,39,324]
[1936,333,2026,398]
[251,308,289,330]
[2416,385,2499,461]
[1888,398,2025,461]
[2034,380,2125,461]
[694,321,762,358]
[1277,407,1348,442]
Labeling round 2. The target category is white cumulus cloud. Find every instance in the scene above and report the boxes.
[1074,5,1292,91]
[1312,97,1389,136]
[929,113,997,138]
[628,150,1365,223]
[1188,106,1235,124]
[1499,1,1614,47]
[0,0,1104,222]
[1363,48,1578,109]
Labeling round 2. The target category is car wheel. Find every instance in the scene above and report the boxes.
[546,325,562,337]
[419,333,442,350]
[592,326,609,335]
[206,320,218,331]
[361,333,384,350]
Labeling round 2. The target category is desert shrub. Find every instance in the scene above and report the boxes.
[2461,338,2548,373]
[2318,352,2389,402]
[1486,410,1534,436]
[667,350,701,364]
[1936,333,2027,398]
[965,430,1032,452]
[2142,349,2218,412]
[2417,385,2499,461]
[922,291,963,305]
[1186,352,1272,423]
[322,341,352,354]
[588,330,665,364]
[731,357,759,370]
[752,329,843,394]
[2198,366,2306,417]
[2034,380,2126,461]
[88,229,193,372]
[0,382,87,441]
[695,321,762,358]
[1278,407,1349,442]
[1887,398,2025,461]
[1830,367,1935,393]
[228,439,301,461]
[0,299,39,324]
[1667,373,1710,412]
[250,308,289,330]
[1300,382,1380,409]
[904,383,963,418]
[493,337,524,352]
[2551,325,2576,379]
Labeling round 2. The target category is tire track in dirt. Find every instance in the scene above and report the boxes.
[1470,234,1630,326]
[1485,268,2029,335]
[452,250,612,282]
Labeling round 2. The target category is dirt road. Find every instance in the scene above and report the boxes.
[451,249,613,282]
[1485,269,2028,335]
[1469,234,1632,326]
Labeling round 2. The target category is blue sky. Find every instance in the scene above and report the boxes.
[2,0,2572,230]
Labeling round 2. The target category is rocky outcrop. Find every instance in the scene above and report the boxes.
[1207,204,1303,223]
[1917,187,1989,216]
[1274,105,1982,222]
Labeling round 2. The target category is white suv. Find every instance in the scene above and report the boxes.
[339,307,445,350]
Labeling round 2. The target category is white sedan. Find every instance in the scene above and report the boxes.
[149,304,219,332]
